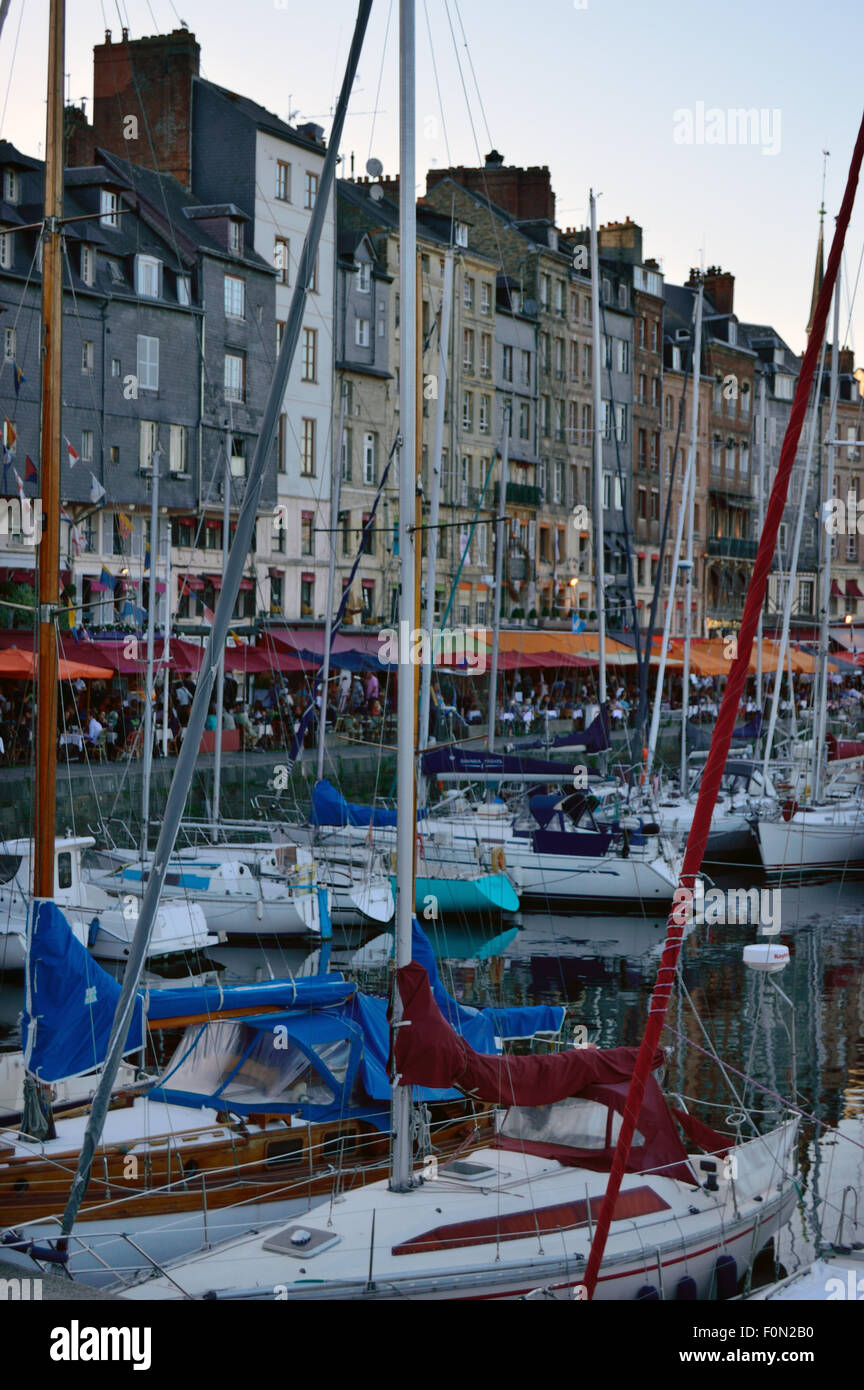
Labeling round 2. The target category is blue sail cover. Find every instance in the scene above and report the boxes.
[311,778,405,827]
[422,747,580,779]
[22,899,145,1083]
[144,974,353,1022]
[522,707,611,754]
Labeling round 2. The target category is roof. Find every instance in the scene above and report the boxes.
[195,78,327,155]
[184,203,249,222]
[0,141,41,172]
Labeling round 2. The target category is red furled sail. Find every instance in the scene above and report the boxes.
[827,734,864,762]
[583,105,864,1299]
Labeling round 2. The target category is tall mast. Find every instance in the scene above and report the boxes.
[814,267,841,802]
[161,520,171,757]
[589,192,606,704]
[390,0,417,1194]
[59,0,372,1239]
[211,430,231,836]
[316,385,347,783]
[140,452,160,859]
[418,248,453,762]
[680,278,703,789]
[486,404,511,752]
[33,0,65,900]
[756,369,766,712]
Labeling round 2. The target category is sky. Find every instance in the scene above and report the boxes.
[2,0,864,356]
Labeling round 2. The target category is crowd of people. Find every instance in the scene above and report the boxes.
[0,664,862,767]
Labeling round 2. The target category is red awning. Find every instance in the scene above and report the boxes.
[831,580,843,596]
[268,567,283,580]
[847,580,864,599]
[204,573,223,588]
[238,577,254,591]
[179,574,204,592]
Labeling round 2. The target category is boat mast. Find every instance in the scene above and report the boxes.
[140,450,160,859]
[418,248,453,762]
[33,0,65,900]
[316,385,347,783]
[756,368,766,713]
[58,0,372,1240]
[211,429,232,838]
[161,526,171,757]
[679,277,703,791]
[486,403,511,753]
[813,267,841,802]
[589,192,606,705]
[390,0,417,1194]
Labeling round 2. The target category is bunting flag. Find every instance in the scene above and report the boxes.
[98,567,118,592]
[144,541,150,571]
[12,467,24,501]
[202,602,215,624]
[571,615,587,634]
[12,363,25,398]
[117,511,133,540]
[64,437,79,468]
[24,456,37,484]
[4,418,17,453]
[89,474,106,505]
[121,601,146,625]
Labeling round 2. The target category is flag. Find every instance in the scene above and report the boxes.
[4,418,17,452]
[99,567,118,592]
[89,474,106,505]
[571,615,586,634]
[64,437,79,468]
[144,541,150,571]
[117,512,133,540]
[12,467,24,500]
[24,456,37,484]
[12,363,25,398]
[202,603,215,624]
[121,601,146,624]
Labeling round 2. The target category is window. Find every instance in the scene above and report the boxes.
[541,395,551,436]
[341,426,352,482]
[100,189,119,228]
[135,255,161,298]
[650,489,660,520]
[480,333,491,376]
[540,333,550,372]
[275,236,290,284]
[615,404,628,444]
[540,273,550,309]
[521,349,531,386]
[355,317,370,348]
[276,320,285,353]
[455,221,468,248]
[81,429,94,462]
[614,475,623,509]
[301,511,314,555]
[570,341,579,380]
[502,345,513,382]
[224,274,245,318]
[519,401,530,440]
[302,327,318,381]
[582,343,592,382]
[463,276,475,311]
[109,445,119,464]
[301,418,316,475]
[177,275,191,306]
[136,335,159,391]
[479,395,490,434]
[169,424,187,475]
[300,574,315,615]
[0,230,11,270]
[603,472,611,508]
[139,420,159,472]
[340,510,352,556]
[617,339,630,374]
[276,413,287,473]
[356,261,371,293]
[463,328,474,370]
[481,281,491,315]
[304,170,319,209]
[224,351,245,402]
[276,160,291,201]
[3,169,18,203]
[80,245,95,286]
[363,432,376,485]
[554,338,564,377]
[229,220,243,255]
[230,437,246,477]
[270,573,284,614]
[205,521,223,550]
[581,403,592,444]
[553,459,564,503]
[554,279,564,314]
[81,339,94,373]
[110,357,120,377]
[170,518,194,547]
[3,326,15,361]
[462,391,473,430]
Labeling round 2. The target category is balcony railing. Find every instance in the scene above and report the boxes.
[493,481,543,506]
[707,536,758,560]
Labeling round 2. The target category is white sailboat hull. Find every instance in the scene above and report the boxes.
[757,802,864,875]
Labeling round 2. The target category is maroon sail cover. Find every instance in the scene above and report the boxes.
[395,961,664,1104]
[827,733,864,762]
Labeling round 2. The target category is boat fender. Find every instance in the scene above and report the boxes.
[635,1284,660,1300]
[675,1276,698,1300]
[87,917,100,947]
[714,1254,737,1300]
[256,897,264,921]
[490,846,507,873]
[781,799,798,823]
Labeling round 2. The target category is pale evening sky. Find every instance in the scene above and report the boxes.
[2,0,864,357]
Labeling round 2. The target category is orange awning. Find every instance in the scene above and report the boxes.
[0,647,114,680]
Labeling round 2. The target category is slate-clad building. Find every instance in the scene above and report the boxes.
[0,139,275,626]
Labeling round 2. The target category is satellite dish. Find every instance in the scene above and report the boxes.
[366,157,383,177]
[370,185,384,202]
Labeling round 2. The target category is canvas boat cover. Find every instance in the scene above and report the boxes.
[422,747,581,780]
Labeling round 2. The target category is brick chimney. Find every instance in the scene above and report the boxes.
[426,157,555,224]
[88,27,201,187]
[598,217,643,265]
[702,265,735,316]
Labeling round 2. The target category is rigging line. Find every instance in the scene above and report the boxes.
[367,0,394,163]
[422,0,451,168]
[451,0,494,152]
[0,0,24,136]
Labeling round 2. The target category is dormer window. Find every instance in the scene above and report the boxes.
[177,275,191,306]
[455,221,468,248]
[0,228,11,270]
[356,261,371,293]
[135,255,162,298]
[3,169,19,204]
[229,220,243,255]
[80,244,95,286]
[100,189,120,228]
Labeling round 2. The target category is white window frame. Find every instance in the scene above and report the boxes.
[80,245,95,286]
[363,431,376,485]
[139,420,159,472]
[224,351,245,402]
[276,160,292,202]
[224,273,245,319]
[177,275,191,306]
[356,261,371,293]
[3,326,15,361]
[82,339,94,373]
[169,423,188,475]
[355,316,371,348]
[100,189,119,228]
[135,255,161,298]
[136,335,159,392]
[81,429,94,463]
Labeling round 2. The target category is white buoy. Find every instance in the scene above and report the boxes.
[743,944,790,974]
